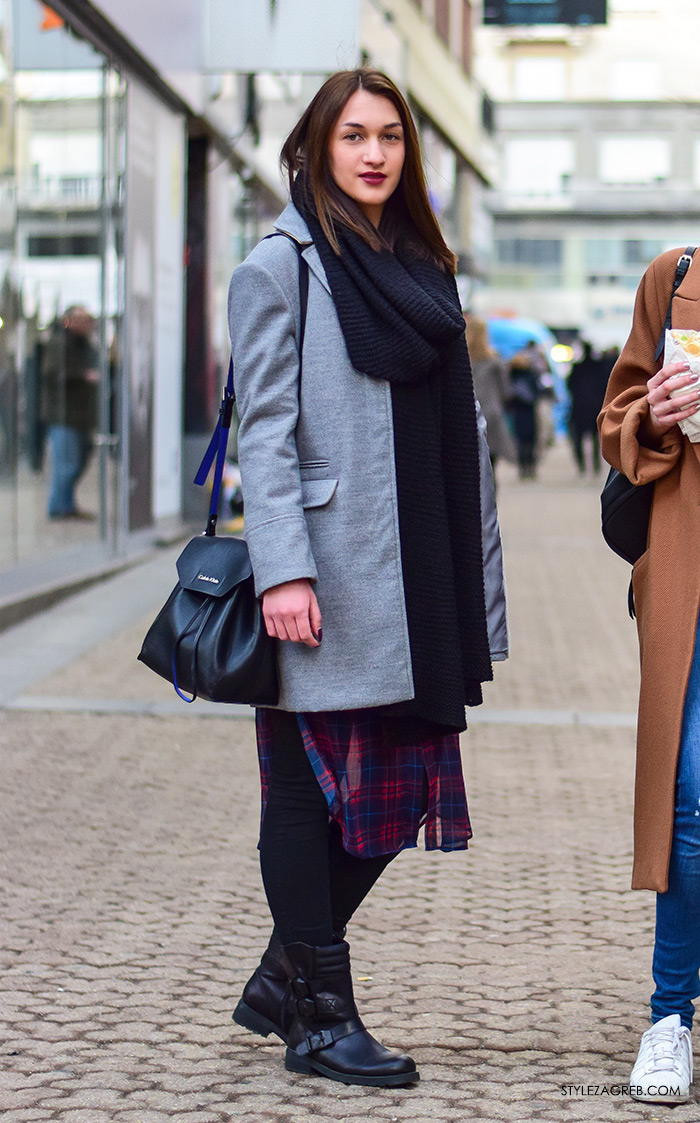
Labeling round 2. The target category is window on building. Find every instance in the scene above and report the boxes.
[585,240,623,270]
[513,56,567,100]
[27,233,100,256]
[503,136,575,193]
[610,59,660,100]
[599,136,670,183]
[584,238,665,281]
[496,239,563,266]
[484,1,607,23]
[624,239,665,265]
[482,91,496,134]
[435,0,450,44]
[462,0,473,75]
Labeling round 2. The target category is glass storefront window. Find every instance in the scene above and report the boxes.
[0,1,125,575]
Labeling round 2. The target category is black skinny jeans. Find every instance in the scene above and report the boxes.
[259,709,402,947]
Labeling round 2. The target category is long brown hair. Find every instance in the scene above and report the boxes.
[280,69,456,273]
[464,316,495,362]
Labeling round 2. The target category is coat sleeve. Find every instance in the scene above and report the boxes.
[476,398,509,661]
[598,253,683,484]
[228,258,317,598]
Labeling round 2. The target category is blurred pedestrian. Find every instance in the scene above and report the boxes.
[567,341,609,475]
[41,305,98,519]
[506,339,549,479]
[228,68,507,1087]
[599,247,700,1104]
[465,315,516,484]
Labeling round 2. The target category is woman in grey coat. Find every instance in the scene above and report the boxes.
[228,69,508,1089]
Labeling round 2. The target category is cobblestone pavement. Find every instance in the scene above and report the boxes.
[1,443,692,1121]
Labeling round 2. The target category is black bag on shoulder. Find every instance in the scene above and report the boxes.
[600,246,697,569]
[138,232,309,704]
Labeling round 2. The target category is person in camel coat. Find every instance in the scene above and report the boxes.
[599,245,700,1103]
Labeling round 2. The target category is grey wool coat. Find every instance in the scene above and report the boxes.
[227,203,508,713]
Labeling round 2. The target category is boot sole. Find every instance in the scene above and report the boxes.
[233,1000,288,1043]
[285,1047,419,1087]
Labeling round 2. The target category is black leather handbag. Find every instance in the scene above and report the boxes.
[600,246,697,569]
[600,466,654,566]
[138,531,279,704]
[138,232,308,704]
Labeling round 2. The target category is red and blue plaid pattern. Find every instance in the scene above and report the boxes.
[255,708,472,858]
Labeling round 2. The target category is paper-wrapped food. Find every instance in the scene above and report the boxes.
[666,329,700,442]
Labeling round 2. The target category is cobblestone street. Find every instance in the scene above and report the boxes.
[0,443,688,1122]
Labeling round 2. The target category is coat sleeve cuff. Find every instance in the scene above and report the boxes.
[619,395,683,484]
[245,514,318,598]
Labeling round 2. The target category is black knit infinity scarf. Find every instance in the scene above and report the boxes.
[294,187,493,730]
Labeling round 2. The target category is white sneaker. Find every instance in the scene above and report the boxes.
[630,1014,693,1103]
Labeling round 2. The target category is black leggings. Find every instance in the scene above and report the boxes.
[259,710,401,946]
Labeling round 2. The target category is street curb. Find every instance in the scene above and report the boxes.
[0,561,136,635]
[0,525,193,635]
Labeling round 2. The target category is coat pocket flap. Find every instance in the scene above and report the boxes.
[176,535,253,596]
[301,477,338,509]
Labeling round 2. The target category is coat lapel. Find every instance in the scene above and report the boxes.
[274,203,331,296]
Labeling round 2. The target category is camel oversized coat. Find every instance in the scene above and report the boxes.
[599,246,700,892]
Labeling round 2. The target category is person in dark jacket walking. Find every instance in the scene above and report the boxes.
[227,69,508,1088]
[567,341,610,475]
[41,305,99,519]
[507,339,549,479]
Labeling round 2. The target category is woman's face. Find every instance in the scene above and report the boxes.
[328,88,405,227]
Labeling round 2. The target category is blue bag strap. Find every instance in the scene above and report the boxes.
[194,232,309,537]
[654,246,697,362]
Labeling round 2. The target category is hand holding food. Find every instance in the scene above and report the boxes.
[665,330,700,441]
[669,327,700,437]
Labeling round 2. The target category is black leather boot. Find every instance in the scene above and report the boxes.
[282,940,419,1087]
[233,927,348,1043]
[233,929,292,1042]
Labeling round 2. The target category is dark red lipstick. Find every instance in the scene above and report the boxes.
[359,173,387,184]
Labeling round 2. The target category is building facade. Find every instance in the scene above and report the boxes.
[475,0,700,348]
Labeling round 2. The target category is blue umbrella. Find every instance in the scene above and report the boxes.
[486,316,570,435]
[487,316,557,361]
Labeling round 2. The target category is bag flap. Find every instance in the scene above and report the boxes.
[176,535,253,596]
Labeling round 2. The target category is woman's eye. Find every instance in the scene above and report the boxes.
[343,132,361,141]
[384,133,401,142]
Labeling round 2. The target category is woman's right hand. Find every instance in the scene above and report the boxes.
[645,361,700,437]
[262,578,322,647]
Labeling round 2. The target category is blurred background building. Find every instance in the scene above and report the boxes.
[474,0,700,350]
[5,0,699,611]
[0,0,492,603]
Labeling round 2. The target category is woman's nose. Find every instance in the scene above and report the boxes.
[363,138,384,164]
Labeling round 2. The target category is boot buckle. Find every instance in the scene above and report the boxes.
[297,1028,335,1056]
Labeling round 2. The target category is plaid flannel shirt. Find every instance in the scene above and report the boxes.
[256,708,471,858]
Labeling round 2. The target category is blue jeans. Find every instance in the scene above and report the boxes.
[47,424,92,517]
[651,620,700,1028]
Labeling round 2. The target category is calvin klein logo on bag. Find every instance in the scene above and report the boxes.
[196,573,221,584]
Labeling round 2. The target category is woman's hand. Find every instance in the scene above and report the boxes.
[262,579,322,647]
[645,361,700,438]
